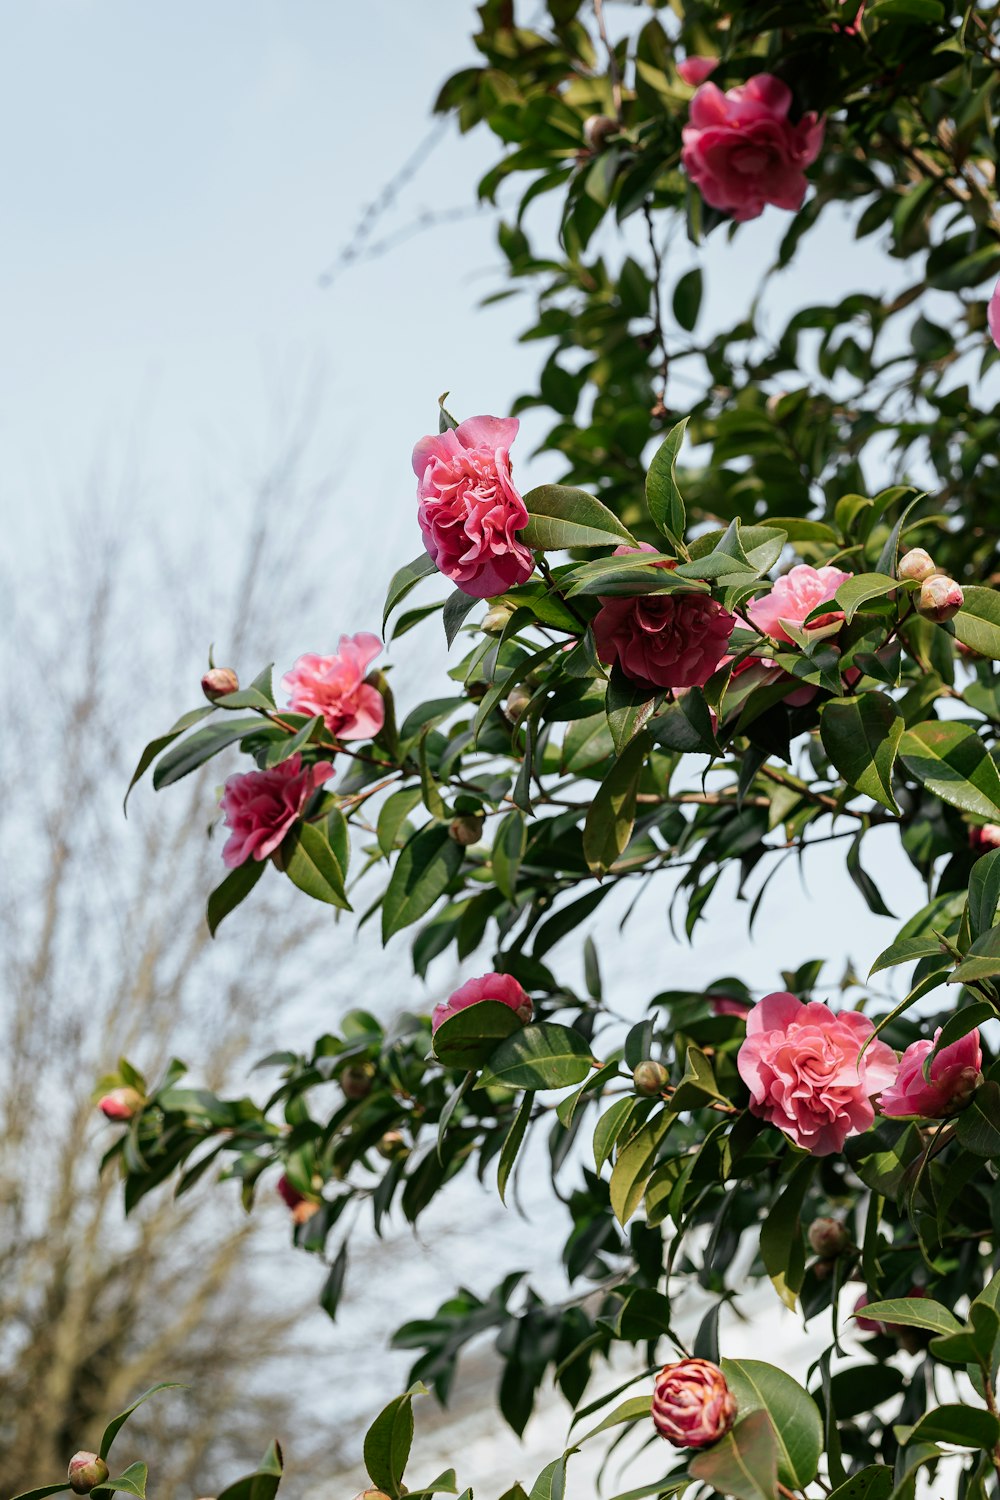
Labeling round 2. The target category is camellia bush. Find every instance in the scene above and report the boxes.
[38,2,1000,1499]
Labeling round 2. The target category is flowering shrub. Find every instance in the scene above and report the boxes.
[46,2,1000,1497]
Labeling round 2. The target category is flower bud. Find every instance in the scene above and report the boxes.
[504,683,533,724]
[97,1087,143,1122]
[896,547,936,584]
[970,824,1000,853]
[807,1216,851,1259]
[351,1491,393,1500]
[202,667,239,702]
[69,1453,110,1494]
[583,114,618,151]
[340,1063,375,1101]
[482,603,515,635]
[652,1359,737,1448]
[276,1175,321,1226]
[917,573,964,623]
[376,1130,408,1161]
[633,1060,669,1096]
[449,814,484,846]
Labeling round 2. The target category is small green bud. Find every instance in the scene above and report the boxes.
[633,1060,669,1096]
[807,1217,851,1259]
[449,814,484,846]
[69,1454,110,1494]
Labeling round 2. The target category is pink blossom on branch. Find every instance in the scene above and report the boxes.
[737,991,898,1155]
[677,57,718,87]
[989,276,1000,351]
[412,415,535,598]
[652,1359,737,1448]
[219,753,334,869]
[748,563,853,644]
[282,633,385,740]
[879,1027,982,1120]
[682,74,825,222]
[431,972,533,1034]
[593,544,735,691]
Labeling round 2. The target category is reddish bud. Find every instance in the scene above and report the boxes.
[340,1063,375,1101]
[970,824,1000,853]
[449,814,484,846]
[202,667,239,702]
[376,1130,409,1161]
[917,574,964,623]
[69,1453,110,1494]
[807,1216,851,1259]
[633,1060,669,1096]
[97,1087,143,1122]
[896,548,936,584]
[276,1174,321,1225]
[583,114,618,151]
[652,1359,737,1448]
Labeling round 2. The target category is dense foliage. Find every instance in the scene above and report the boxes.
[36,3,1000,1499]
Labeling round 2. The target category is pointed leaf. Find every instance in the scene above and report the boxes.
[521,485,635,550]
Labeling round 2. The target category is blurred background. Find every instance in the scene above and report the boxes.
[0,1,943,1494]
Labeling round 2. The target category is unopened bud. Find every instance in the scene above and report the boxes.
[633,1060,669,1096]
[971,824,1000,853]
[504,684,533,723]
[918,573,964,623]
[807,1216,851,1259]
[583,114,618,151]
[97,1087,143,1122]
[69,1453,109,1494]
[376,1130,409,1161]
[947,1065,983,1114]
[897,547,936,584]
[482,603,515,634]
[449,814,484,846]
[340,1062,375,1101]
[202,667,239,701]
[351,1491,394,1500]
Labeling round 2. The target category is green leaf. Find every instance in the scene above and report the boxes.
[383,553,437,631]
[969,848,1000,939]
[853,1298,962,1335]
[319,1242,349,1320]
[93,1464,148,1499]
[364,1389,419,1498]
[955,1080,1000,1157]
[668,1045,727,1111]
[687,1409,779,1500]
[215,1442,284,1500]
[274,821,351,909]
[834,573,898,624]
[899,721,1000,821]
[869,0,944,20]
[949,928,1000,985]
[869,935,943,976]
[432,1001,525,1071]
[826,1468,893,1500]
[100,1384,183,1459]
[377,787,423,855]
[645,418,688,542]
[722,1360,822,1489]
[382,825,463,940]
[521,484,636,550]
[124,705,214,810]
[895,1404,1000,1450]
[528,1454,574,1500]
[954,587,1000,660]
[206,858,267,935]
[929,1301,1000,1366]
[609,1110,673,1226]
[594,1097,640,1172]
[583,732,650,875]
[8,1488,72,1500]
[672,269,703,333]
[606,665,657,756]
[820,692,903,814]
[261,713,324,768]
[758,1158,814,1309]
[492,809,527,902]
[151,716,264,790]
[477,1022,593,1092]
[576,1394,652,1445]
[498,1089,534,1203]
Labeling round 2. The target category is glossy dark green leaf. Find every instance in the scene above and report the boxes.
[826,1468,892,1500]
[100,1384,183,1459]
[688,1409,779,1500]
[521,484,635,550]
[383,553,438,631]
[853,1298,961,1335]
[609,1110,673,1226]
[151,717,263,790]
[498,1088,534,1203]
[955,1081,1000,1157]
[954,587,1000,660]
[364,1389,418,1498]
[477,1022,593,1092]
[432,1001,525,1071]
[274,821,350,910]
[206,857,267,936]
[382,825,463,940]
[583,732,650,875]
[722,1359,822,1489]
[899,722,1000,821]
[124,705,214,810]
[645,418,688,542]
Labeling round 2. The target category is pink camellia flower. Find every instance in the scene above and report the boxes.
[681,74,825,223]
[593,545,735,691]
[282,633,385,740]
[677,56,718,87]
[219,753,334,869]
[652,1359,737,1448]
[277,1173,321,1226]
[879,1027,983,1120]
[748,563,853,645]
[412,415,535,598]
[988,276,1000,351]
[431,972,533,1034]
[97,1086,143,1122]
[970,824,1000,853]
[737,991,898,1156]
[853,1291,886,1335]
